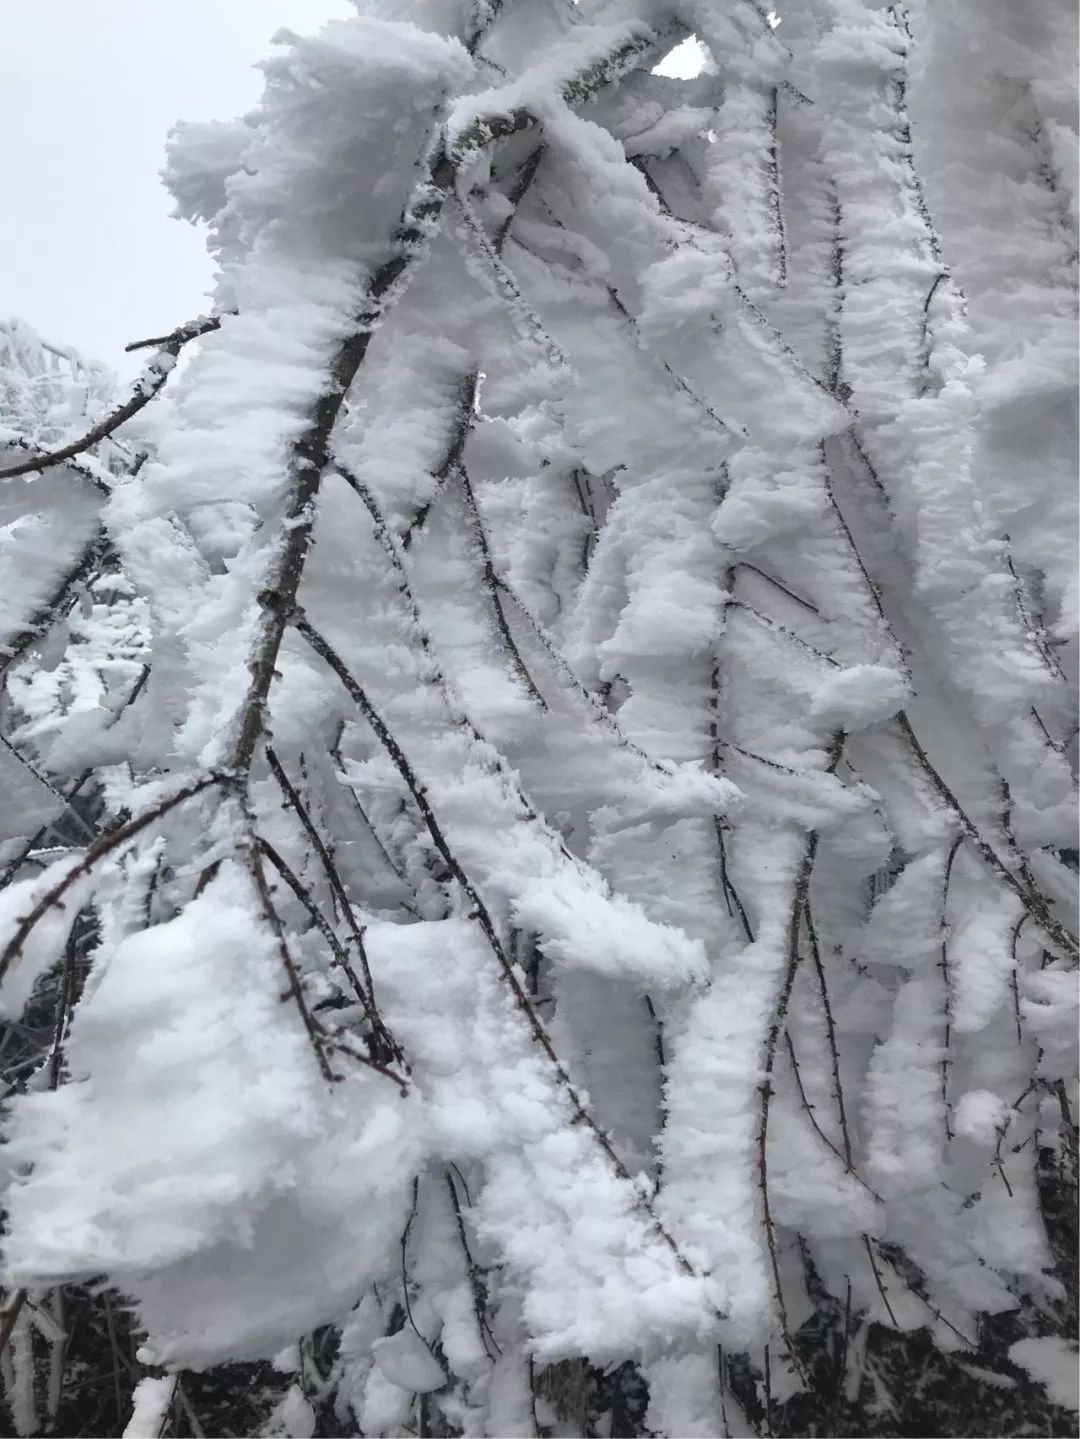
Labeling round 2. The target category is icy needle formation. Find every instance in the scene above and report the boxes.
[0,1,1076,1435]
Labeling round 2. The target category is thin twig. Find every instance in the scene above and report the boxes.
[400,368,481,549]
[329,724,413,888]
[243,819,337,1085]
[0,314,221,479]
[458,467,548,708]
[445,1169,501,1359]
[805,900,858,1176]
[256,837,407,1091]
[896,712,1077,958]
[758,834,818,1383]
[493,144,545,255]
[0,528,111,685]
[736,563,820,615]
[939,835,963,1140]
[0,774,223,989]
[264,746,398,1059]
[862,1237,899,1329]
[124,312,230,353]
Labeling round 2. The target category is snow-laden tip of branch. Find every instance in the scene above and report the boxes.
[122,1377,176,1439]
[0,773,223,1000]
[0,435,113,494]
[0,314,221,481]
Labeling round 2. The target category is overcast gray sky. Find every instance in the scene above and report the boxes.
[0,1,350,375]
[0,8,700,380]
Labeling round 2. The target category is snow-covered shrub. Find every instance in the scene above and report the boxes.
[0,2,1075,1435]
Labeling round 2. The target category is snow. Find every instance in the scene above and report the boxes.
[446,22,656,156]
[367,917,721,1360]
[2,863,421,1366]
[0,855,93,1020]
[1008,1336,1080,1412]
[808,663,910,731]
[122,1376,174,1439]
[263,1383,317,1437]
[373,1329,447,1394]
[953,1090,1008,1146]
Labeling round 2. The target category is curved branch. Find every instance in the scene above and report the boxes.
[123,312,230,354]
[0,527,111,686]
[0,313,223,480]
[895,712,1078,959]
[0,437,112,494]
[0,773,223,990]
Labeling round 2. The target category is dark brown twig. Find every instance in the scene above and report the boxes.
[862,1237,900,1329]
[123,313,230,354]
[766,85,787,288]
[329,722,412,887]
[758,835,818,1382]
[736,563,820,616]
[243,822,337,1085]
[805,899,857,1173]
[445,1168,501,1359]
[493,144,545,255]
[255,836,407,1090]
[939,835,963,1140]
[0,437,112,494]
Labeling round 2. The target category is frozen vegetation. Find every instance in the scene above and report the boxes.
[0,1,1075,1435]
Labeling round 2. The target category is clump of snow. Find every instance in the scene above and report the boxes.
[809,663,911,731]
[263,1383,317,1438]
[1008,1336,1079,1412]
[2,864,419,1366]
[369,917,721,1359]
[373,1329,446,1394]
[122,1376,175,1439]
[954,1090,1008,1145]
[1020,967,1079,1073]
